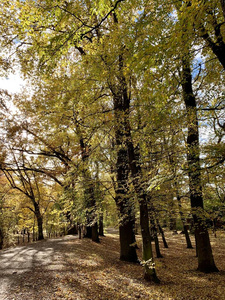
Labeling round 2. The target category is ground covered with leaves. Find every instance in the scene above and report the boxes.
[0,230,225,300]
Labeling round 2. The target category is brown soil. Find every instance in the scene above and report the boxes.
[0,230,224,300]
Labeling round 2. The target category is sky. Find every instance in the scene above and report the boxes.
[0,73,25,94]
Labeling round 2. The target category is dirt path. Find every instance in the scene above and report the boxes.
[0,232,225,300]
[0,235,77,299]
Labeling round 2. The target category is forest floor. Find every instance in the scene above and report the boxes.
[0,230,225,300]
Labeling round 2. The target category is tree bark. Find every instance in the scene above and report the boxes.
[0,227,3,249]
[102,13,138,262]
[178,206,193,249]
[119,217,137,262]
[92,221,100,243]
[99,213,104,236]
[78,225,82,239]
[181,56,218,272]
[140,201,160,282]
[221,0,225,20]
[113,59,159,281]
[77,125,99,243]
[34,202,44,240]
[84,224,92,239]
[150,215,163,258]
[174,181,193,249]
[115,145,138,262]
[157,219,168,248]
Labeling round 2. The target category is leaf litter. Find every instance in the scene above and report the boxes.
[0,231,224,299]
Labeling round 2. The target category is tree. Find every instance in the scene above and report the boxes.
[187,0,225,70]
[1,148,48,240]
[172,0,219,271]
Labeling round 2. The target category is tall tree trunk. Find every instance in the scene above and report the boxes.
[181,55,218,272]
[0,227,3,249]
[140,201,159,282]
[183,223,193,249]
[84,224,92,238]
[78,224,82,239]
[150,214,163,258]
[119,216,137,261]
[104,15,156,275]
[176,191,193,249]
[95,163,104,237]
[34,202,44,240]
[77,123,99,243]
[33,216,35,242]
[83,182,99,243]
[115,145,138,262]
[91,221,99,243]
[114,63,159,281]
[103,12,137,262]
[156,219,168,248]
[99,213,104,236]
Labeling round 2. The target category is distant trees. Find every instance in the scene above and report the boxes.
[1,150,51,240]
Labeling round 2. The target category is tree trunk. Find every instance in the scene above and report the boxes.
[33,218,35,242]
[204,37,225,70]
[78,125,99,243]
[157,220,168,248]
[92,220,100,243]
[183,224,193,249]
[181,55,218,272]
[34,202,44,240]
[78,225,82,239]
[150,215,163,258]
[82,180,99,243]
[114,96,138,262]
[111,55,159,280]
[175,183,193,249]
[0,227,3,249]
[140,201,160,282]
[99,213,104,236]
[115,148,138,262]
[119,218,137,262]
[37,215,44,240]
[84,225,92,238]
[124,106,159,279]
